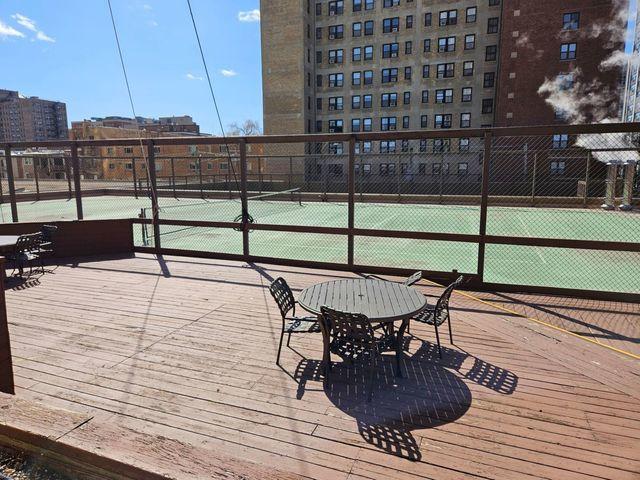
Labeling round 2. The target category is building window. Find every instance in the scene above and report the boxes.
[352,47,362,61]
[436,63,455,78]
[489,0,500,5]
[363,94,372,107]
[424,12,432,26]
[402,116,410,128]
[552,134,569,149]
[353,0,362,11]
[550,160,566,174]
[404,66,412,80]
[419,140,427,153]
[329,73,344,87]
[352,95,361,109]
[457,162,468,175]
[461,87,472,102]
[330,143,344,154]
[487,17,499,34]
[422,65,430,78]
[403,91,411,104]
[328,119,343,132]
[381,116,397,130]
[482,98,494,114]
[405,40,412,54]
[328,1,344,15]
[465,34,476,50]
[435,114,452,129]
[383,17,400,33]
[316,120,323,132]
[316,50,322,63]
[109,163,115,170]
[124,147,133,154]
[406,15,413,29]
[329,96,344,110]
[381,92,398,107]
[316,27,322,39]
[423,38,431,52]
[126,162,133,170]
[433,139,451,153]
[421,115,428,128]
[560,43,577,60]
[352,118,361,132]
[364,45,374,60]
[380,141,397,154]
[463,61,474,76]
[422,90,429,103]
[460,113,471,128]
[383,0,400,7]
[382,67,398,83]
[365,0,374,10]
[439,9,457,26]
[352,71,362,85]
[485,45,497,61]
[435,88,453,103]
[484,72,495,88]
[563,12,580,30]
[364,20,374,35]
[328,49,344,63]
[364,70,373,84]
[438,36,456,52]
[466,6,477,23]
[353,22,362,36]
[459,138,470,152]
[382,43,399,58]
[363,118,372,131]
[328,25,344,39]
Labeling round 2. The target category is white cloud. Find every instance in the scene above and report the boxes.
[238,9,260,22]
[186,73,203,81]
[36,30,55,42]
[220,69,238,77]
[148,20,158,27]
[0,19,24,38]
[143,4,153,10]
[12,13,36,31]
[11,13,55,42]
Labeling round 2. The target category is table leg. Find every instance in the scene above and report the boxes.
[319,314,331,375]
[395,318,409,378]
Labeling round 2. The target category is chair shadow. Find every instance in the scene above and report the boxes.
[295,350,473,462]
[5,275,41,291]
[411,342,518,395]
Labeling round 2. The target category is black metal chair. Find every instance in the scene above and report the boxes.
[37,225,58,273]
[403,271,422,287]
[411,275,464,358]
[269,277,321,365]
[8,233,43,277]
[321,306,394,402]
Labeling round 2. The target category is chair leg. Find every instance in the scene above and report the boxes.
[433,322,442,359]
[447,313,454,344]
[407,321,411,335]
[276,328,285,365]
[286,331,292,347]
[367,351,377,403]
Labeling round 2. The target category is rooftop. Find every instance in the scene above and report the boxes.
[2,253,638,479]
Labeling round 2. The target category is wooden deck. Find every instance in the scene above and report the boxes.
[3,254,640,479]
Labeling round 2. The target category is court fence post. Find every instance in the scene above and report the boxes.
[4,145,18,223]
[239,140,249,258]
[348,137,356,267]
[147,139,161,251]
[65,157,73,200]
[583,152,591,207]
[198,155,204,199]
[71,143,83,220]
[477,131,492,283]
[34,157,40,201]
[132,157,139,199]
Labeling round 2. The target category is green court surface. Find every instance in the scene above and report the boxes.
[2,195,639,293]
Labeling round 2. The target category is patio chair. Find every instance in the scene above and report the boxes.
[269,277,321,366]
[411,275,464,358]
[37,225,58,272]
[321,306,394,402]
[7,233,43,278]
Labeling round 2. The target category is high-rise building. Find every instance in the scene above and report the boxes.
[261,0,624,134]
[622,6,640,122]
[0,89,68,142]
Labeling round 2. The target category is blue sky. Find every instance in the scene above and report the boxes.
[0,0,262,135]
[0,1,638,134]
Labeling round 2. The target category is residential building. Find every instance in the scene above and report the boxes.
[0,89,68,142]
[622,6,640,122]
[85,115,201,134]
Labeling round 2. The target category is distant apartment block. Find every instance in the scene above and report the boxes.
[85,115,201,135]
[261,0,623,135]
[0,89,68,142]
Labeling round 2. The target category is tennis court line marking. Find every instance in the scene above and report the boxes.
[421,279,640,361]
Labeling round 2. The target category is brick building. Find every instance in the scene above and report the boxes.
[0,89,68,142]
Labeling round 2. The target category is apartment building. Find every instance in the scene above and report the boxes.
[0,89,68,142]
[623,6,640,122]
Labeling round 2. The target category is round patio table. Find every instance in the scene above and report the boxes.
[298,278,426,377]
[0,235,19,255]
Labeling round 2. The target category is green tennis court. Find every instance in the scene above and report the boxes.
[2,194,638,293]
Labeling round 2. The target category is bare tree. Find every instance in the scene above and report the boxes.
[228,120,262,136]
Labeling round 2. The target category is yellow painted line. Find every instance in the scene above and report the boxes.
[421,279,640,361]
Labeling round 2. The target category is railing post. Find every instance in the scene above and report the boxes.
[65,157,73,200]
[71,143,83,220]
[348,137,356,267]
[147,139,161,251]
[0,258,14,395]
[583,152,591,207]
[4,145,18,223]
[239,140,249,258]
[132,157,139,199]
[33,157,40,201]
[477,132,492,282]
